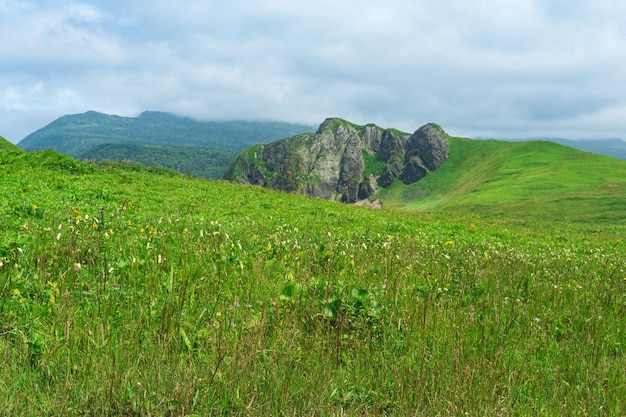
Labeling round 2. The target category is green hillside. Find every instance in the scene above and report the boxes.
[80,143,237,179]
[0,135,19,151]
[379,137,626,223]
[1,149,625,415]
[17,110,315,156]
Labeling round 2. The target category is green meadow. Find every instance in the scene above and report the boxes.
[1,148,626,415]
[380,137,626,223]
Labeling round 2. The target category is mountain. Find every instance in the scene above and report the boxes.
[17,110,315,157]
[0,135,20,151]
[80,143,237,179]
[225,118,626,222]
[224,118,450,204]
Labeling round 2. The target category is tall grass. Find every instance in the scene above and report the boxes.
[1,150,625,415]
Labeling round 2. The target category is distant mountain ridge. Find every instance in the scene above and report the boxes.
[17,110,316,157]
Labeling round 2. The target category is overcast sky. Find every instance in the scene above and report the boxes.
[2,0,626,143]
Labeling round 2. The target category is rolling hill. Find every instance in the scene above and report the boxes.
[79,143,237,179]
[0,135,19,151]
[17,110,315,156]
[380,137,626,222]
[530,137,626,161]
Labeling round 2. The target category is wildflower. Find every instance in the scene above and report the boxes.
[45,272,51,278]
[233,301,240,308]
[216,312,222,317]
[382,283,387,290]
[112,283,119,290]
[82,290,88,295]
[12,288,21,297]
[445,240,454,245]
[534,317,541,323]
[32,204,38,210]
[246,303,253,308]
[183,228,189,234]
[48,281,59,305]
[271,301,276,306]
[92,223,99,229]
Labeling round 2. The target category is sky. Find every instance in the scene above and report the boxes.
[2,0,626,143]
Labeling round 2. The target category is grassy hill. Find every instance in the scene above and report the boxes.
[379,137,626,223]
[17,110,315,157]
[0,148,625,415]
[0,135,19,151]
[80,143,237,179]
[549,137,626,161]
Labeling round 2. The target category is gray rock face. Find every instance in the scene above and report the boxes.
[404,124,450,171]
[400,156,428,184]
[378,130,407,162]
[378,156,404,188]
[223,119,450,204]
[358,174,378,200]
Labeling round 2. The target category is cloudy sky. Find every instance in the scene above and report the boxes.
[2,0,626,143]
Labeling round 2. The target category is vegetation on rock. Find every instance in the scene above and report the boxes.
[224,118,450,203]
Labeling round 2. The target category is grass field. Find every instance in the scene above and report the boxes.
[0,136,19,151]
[379,137,626,224]
[1,149,625,415]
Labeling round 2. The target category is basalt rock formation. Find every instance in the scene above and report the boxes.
[223,118,450,204]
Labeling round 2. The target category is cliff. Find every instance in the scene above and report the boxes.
[223,118,450,204]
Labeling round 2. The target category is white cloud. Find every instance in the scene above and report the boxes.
[1,0,626,142]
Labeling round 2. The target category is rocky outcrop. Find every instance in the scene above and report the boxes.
[405,123,450,171]
[223,118,450,204]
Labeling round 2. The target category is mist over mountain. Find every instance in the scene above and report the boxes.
[17,111,316,157]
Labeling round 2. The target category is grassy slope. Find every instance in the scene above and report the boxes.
[379,138,626,223]
[79,142,238,179]
[1,149,626,415]
[0,135,19,151]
